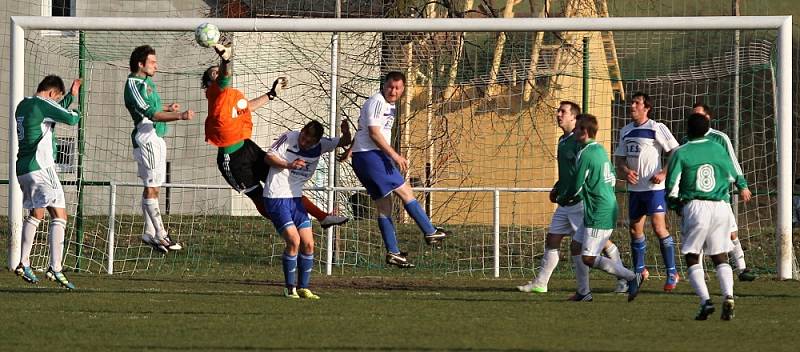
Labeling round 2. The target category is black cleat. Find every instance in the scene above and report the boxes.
[386,252,415,268]
[695,300,716,320]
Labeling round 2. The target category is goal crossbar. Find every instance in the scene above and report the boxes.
[7,15,793,279]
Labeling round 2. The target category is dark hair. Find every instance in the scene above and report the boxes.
[576,114,599,139]
[202,65,218,89]
[384,71,406,85]
[559,100,581,116]
[36,75,65,94]
[129,45,156,73]
[302,120,325,141]
[632,92,653,116]
[692,102,711,117]
[687,113,710,139]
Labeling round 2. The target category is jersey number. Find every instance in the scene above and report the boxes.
[696,164,716,192]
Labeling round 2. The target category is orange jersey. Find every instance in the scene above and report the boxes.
[204,83,253,147]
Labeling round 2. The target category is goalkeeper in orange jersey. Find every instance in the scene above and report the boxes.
[202,44,347,228]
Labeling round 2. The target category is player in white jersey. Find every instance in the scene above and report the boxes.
[265,120,352,299]
[347,71,448,268]
[692,103,755,281]
[613,92,681,292]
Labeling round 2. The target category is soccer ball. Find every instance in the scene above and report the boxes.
[195,23,220,48]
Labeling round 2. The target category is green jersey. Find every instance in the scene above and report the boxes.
[124,73,166,147]
[553,132,581,206]
[558,140,617,229]
[680,128,747,190]
[666,138,737,205]
[15,95,80,175]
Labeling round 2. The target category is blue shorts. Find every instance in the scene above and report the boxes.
[628,190,667,220]
[264,197,312,234]
[352,150,404,200]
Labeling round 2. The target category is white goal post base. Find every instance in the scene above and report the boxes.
[7,16,793,279]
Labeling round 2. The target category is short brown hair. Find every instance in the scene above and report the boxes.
[576,114,599,139]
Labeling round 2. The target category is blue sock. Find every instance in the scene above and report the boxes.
[659,235,677,275]
[282,253,298,288]
[298,253,314,288]
[403,200,436,236]
[631,237,647,273]
[378,215,400,254]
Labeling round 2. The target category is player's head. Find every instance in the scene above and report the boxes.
[202,65,219,89]
[692,103,711,120]
[557,101,580,131]
[630,92,652,121]
[574,114,598,143]
[36,75,66,101]
[686,113,710,139]
[299,120,325,150]
[382,71,406,104]
[130,45,157,76]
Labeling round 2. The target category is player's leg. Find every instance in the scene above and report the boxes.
[294,204,319,299]
[394,183,448,244]
[649,190,679,291]
[17,208,45,283]
[628,191,649,279]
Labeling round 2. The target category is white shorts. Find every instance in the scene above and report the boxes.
[133,126,166,188]
[548,202,584,235]
[18,166,66,209]
[574,226,613,257]
[725,203,738,233]
[680,200,735,256]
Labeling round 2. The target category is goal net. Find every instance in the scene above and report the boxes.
[5,15,794,279]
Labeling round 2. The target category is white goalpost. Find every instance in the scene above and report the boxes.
[7,16,793,279]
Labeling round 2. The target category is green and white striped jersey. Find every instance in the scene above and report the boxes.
[680,128,747,190]
[15,95,79,175]
[553,132,582,206]
[666,138,737,204]
[124,73,166,147]
[558,140,617,229]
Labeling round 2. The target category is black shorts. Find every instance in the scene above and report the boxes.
[217,139,268,197]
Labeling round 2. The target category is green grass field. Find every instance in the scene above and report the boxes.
[2,271,799,351]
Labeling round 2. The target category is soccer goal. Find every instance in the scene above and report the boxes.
[6,15,794,279]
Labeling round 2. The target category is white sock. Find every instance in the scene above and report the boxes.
[592,256,635,281]
[604,242,622,265]
[533,248,559,286]
[49,218,67,272]
[688,264,710,304]
[573,255,591,295]
[730,239,746,271]
[20,216,42,267]
[716,263,734,298]
[142,197,166,239]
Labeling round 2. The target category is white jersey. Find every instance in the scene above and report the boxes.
[614,119,679,192]
[264,131,339,198]
[351,92,396,153]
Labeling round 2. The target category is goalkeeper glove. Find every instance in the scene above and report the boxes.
[213,44,232,63]
[267,77,288,100]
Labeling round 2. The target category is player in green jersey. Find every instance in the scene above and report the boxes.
[125,45,194,253]
[666,113,746,320]
[558,114,642,302]
[691,103,755,281]
[14,75,81,289]
[517,101,628,296]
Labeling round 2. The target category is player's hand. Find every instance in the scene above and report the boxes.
[649,170,666,184]
[290,159,306,170]
[267,77,288,100]
[549,188,557,203]
[180,110,194,121]
[168,103,181,112]
[213,44,232,62]
[739,188,752,203]
[70,79,81,96]
[393,154,409,173]
[625,169,639,185]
